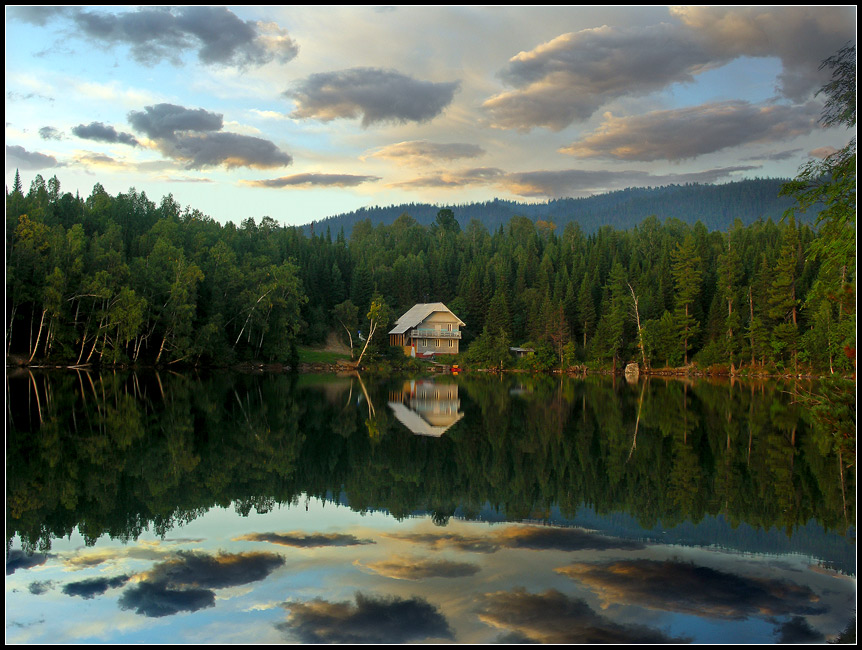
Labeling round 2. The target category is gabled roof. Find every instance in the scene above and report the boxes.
[388,302,465,335]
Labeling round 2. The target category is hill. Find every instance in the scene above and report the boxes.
[303,178,813,237]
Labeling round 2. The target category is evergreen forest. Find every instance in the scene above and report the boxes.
[5,169,854,376]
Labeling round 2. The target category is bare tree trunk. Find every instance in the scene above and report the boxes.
[27,309,47,364]
[627,282,647,369]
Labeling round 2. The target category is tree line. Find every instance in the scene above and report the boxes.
[5,172,854,375]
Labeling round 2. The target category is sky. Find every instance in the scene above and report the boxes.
[4,6,857,227]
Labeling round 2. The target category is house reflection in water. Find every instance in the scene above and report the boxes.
[388,380,464,437]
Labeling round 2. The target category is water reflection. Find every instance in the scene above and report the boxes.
[388,379,464,437]
[5,369,856,643]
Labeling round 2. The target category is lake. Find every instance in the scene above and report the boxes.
[5,370,855,643]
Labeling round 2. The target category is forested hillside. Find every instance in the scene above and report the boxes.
[305,178,812,239]
[6,170,854,375]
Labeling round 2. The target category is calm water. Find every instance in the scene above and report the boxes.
[6,370,856,643]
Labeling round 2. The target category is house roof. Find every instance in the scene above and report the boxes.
[388,302,465,335]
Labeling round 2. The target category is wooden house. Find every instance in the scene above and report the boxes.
[388,303,464,356]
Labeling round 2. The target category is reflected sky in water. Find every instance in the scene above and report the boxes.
[6,496,855,644]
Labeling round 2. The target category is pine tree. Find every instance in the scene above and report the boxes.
[767,215,800,369]
[670,234,702,365]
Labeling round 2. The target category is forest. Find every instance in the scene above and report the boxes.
[5,165,854,376]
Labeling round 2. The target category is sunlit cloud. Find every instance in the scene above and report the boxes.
[365,140,485,166]
[557,560,826,620]
[241,173,380,189]
[356,555,481,580]
[560,102,820,161]
[391,167,505,189]
[287,68,460,127]
[278,592,454,643]
[482,6,854,131]
[478,588,691,643]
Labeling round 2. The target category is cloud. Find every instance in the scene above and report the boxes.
[477,588,690,644]
[28,581,55,595]
[6,145,59,170]
[357,556,481,580]
[127,103,224,140]
[160,132,293,170]
[6,550,50,575]
[560,101,820,161]
[743,148,804,162]
[137,550,285,590]
[287,68,460,127]
[557,559,826,620]
[72,122,140,147]
[366,140,485,166]
[236,532,375,547]
[118,550,285,618]
[774,616,826,643]
[119,581,216,618]
[392,167,506,189]
[278,592,453,643]
[242,173,380,189]
[127,103,292,170]
[384,525,642,554]
[10,7,298,68]
[669,6,856,102]
[484,23,712,131]
[39,126,63,140]
[493,526,645,552]
[809,146,840,159]
[62,575,130,600]
[482,7,854,130]
[383,531,502,554]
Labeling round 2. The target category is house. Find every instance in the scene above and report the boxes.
[388,302,464,356]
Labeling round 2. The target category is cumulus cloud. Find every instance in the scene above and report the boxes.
[6,145,59,170]
[118,550,285,618]
[366,140,485,166]
[278,592,453,643]
[357,556,481,580]
[127,103,224,140]
[287,68,460,127]
[126,103,292,170]
[478,588,691,644]
[482,6,854,130]
[62,575,130,600]
[39,126,63,140]
[6,550,50,575]
[119,581,216,618]
[557,560,826,620]
[72,121,140,147]
[242,173,380,189]
[560,101,820,161]
[9,6,298,68]
[236,532,375,547]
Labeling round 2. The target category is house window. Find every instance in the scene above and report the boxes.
[447,324,452,331]
[448,339,454,348]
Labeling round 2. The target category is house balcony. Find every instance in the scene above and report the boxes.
[411,328,461,339]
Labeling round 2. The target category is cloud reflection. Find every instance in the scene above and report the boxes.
[278,592,454,643]
[557,559,826,620]
[478,588,690,644]
[235,531,375,548]
[357,555,481,580]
